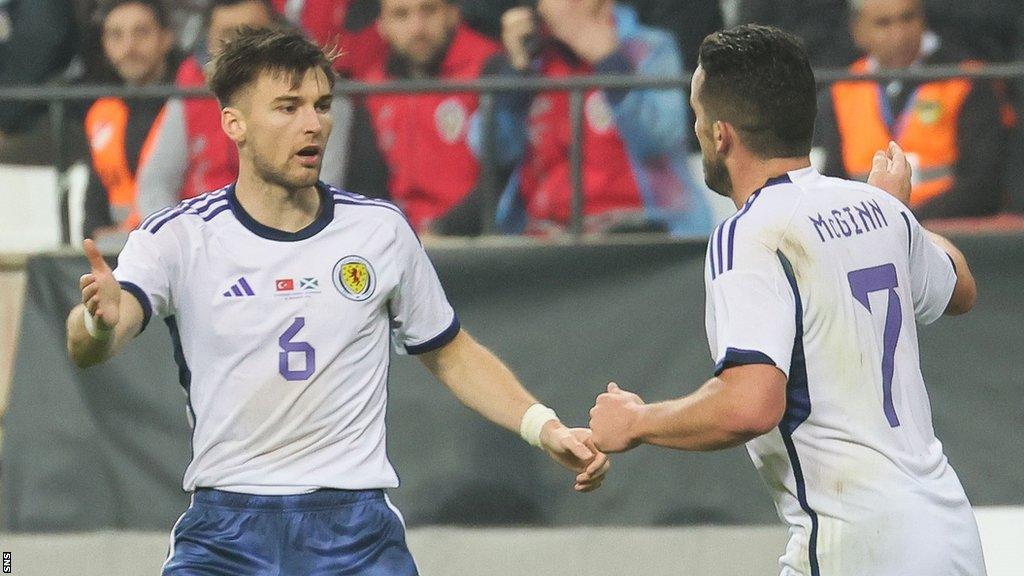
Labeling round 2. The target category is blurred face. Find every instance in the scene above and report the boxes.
[853,0,926,69]
[208,1,274,57]
[379,0,460,71]
[690,66,732,197]
[538,0,610,19]
[230,68,334,190]
[101,3,174,85]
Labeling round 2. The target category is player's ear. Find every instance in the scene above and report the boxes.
[222,106,246,145]
[713,120,732,154]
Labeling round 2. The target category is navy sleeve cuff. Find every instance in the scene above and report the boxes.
[405,313,461,355]
[714,347,776,377]
[119,281,153,334]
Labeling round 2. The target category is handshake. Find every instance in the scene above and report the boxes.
[543,382,648,492]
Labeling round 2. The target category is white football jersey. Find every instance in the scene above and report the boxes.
[704,167,985,575]
[114,182,458,495]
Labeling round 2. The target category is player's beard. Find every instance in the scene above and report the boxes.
[703,150,733,197]
[253,151,320,192]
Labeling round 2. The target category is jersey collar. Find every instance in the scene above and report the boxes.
[227,181,335,242]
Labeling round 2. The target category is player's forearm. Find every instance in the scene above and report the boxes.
[925,230,977,315]
[66,299,139,368]
[67,305,117,368]
[422,330,539,434]
[636,378,775,451]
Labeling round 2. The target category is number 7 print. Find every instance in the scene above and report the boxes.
[848,264,903,428]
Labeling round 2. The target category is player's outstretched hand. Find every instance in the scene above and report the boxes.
[80,238,121,331]
[589,382,645,454]
[868,141,912,206]
[539,424,610,492]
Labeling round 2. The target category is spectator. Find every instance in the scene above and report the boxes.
[735,0,858,68]
[349,0,501,235]
[81,0,178,241]
[268,0,385,77]
[483,0,712,236]
[627,0,722,76]
[0,0,79,163]
[925,0,1023,64]
[816,0,1016,220]
[136,0,347,217]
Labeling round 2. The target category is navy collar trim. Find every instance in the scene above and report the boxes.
[228,181,334,242]
[763,174,793,189]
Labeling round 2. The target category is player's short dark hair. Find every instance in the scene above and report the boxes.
[698,24,817,158]
[94,0,171,30]
[207,27,337,106]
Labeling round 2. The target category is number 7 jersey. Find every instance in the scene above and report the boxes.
[113,182,459,495]
[704,167,985,576]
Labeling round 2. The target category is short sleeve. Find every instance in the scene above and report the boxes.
[706,226,796,378]
[387,223,459,355]
[112,229,175,332]
[902,211,956,325]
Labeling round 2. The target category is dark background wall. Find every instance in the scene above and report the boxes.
[3,237,1022,531]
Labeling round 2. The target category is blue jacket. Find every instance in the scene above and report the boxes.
[471,5,713,236]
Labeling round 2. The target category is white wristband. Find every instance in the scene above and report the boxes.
[83,308,112,340]
[519,403,559,448]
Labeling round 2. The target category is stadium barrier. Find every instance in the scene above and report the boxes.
[2,63,1024,243]
[3,238,1022,531]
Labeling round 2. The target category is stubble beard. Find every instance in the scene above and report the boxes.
[703,152,733,198]
[253,151,320,193]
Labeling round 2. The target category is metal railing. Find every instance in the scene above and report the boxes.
[2,62,1024,245]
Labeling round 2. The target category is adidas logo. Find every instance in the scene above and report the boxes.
[223,277,255,297]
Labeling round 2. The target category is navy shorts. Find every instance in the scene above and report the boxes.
[161,488,418,575]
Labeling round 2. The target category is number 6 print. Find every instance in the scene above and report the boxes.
[279,317,316,381]
[848,264,902,427]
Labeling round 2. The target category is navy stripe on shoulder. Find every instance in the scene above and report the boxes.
[144,189,230,233]
[333,197,407,218]
[725,190,762,272]
[331,189,403,210]
[900,211,913,257]
[200,202,232,222]
[714,220,726,277]
[139,206,173,231]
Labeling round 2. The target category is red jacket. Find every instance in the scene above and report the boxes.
[271,0,349,46]
[519,48,642,224]
[358,25,499,230]
[176,56,238,200]
[269,0,386,78]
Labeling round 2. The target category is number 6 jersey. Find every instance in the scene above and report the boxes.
[704,167,985,576]
[113,182,459,495]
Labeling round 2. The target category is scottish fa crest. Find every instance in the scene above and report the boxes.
[333,256,376,301]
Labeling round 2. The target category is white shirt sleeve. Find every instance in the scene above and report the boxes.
[112,228,177,332]
[706,225,797,377]
[903,210,957,325]
[387,221,459,354]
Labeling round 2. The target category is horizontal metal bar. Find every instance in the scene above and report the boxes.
[2,62,1024,102]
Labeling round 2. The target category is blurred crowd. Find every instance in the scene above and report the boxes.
[1,0,1023,244]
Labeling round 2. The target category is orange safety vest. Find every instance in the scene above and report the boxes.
[831,58,976,208]
[84,97,164,231]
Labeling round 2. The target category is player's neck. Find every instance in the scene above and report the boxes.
[234,172,322,233]
[727,156,811,208]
